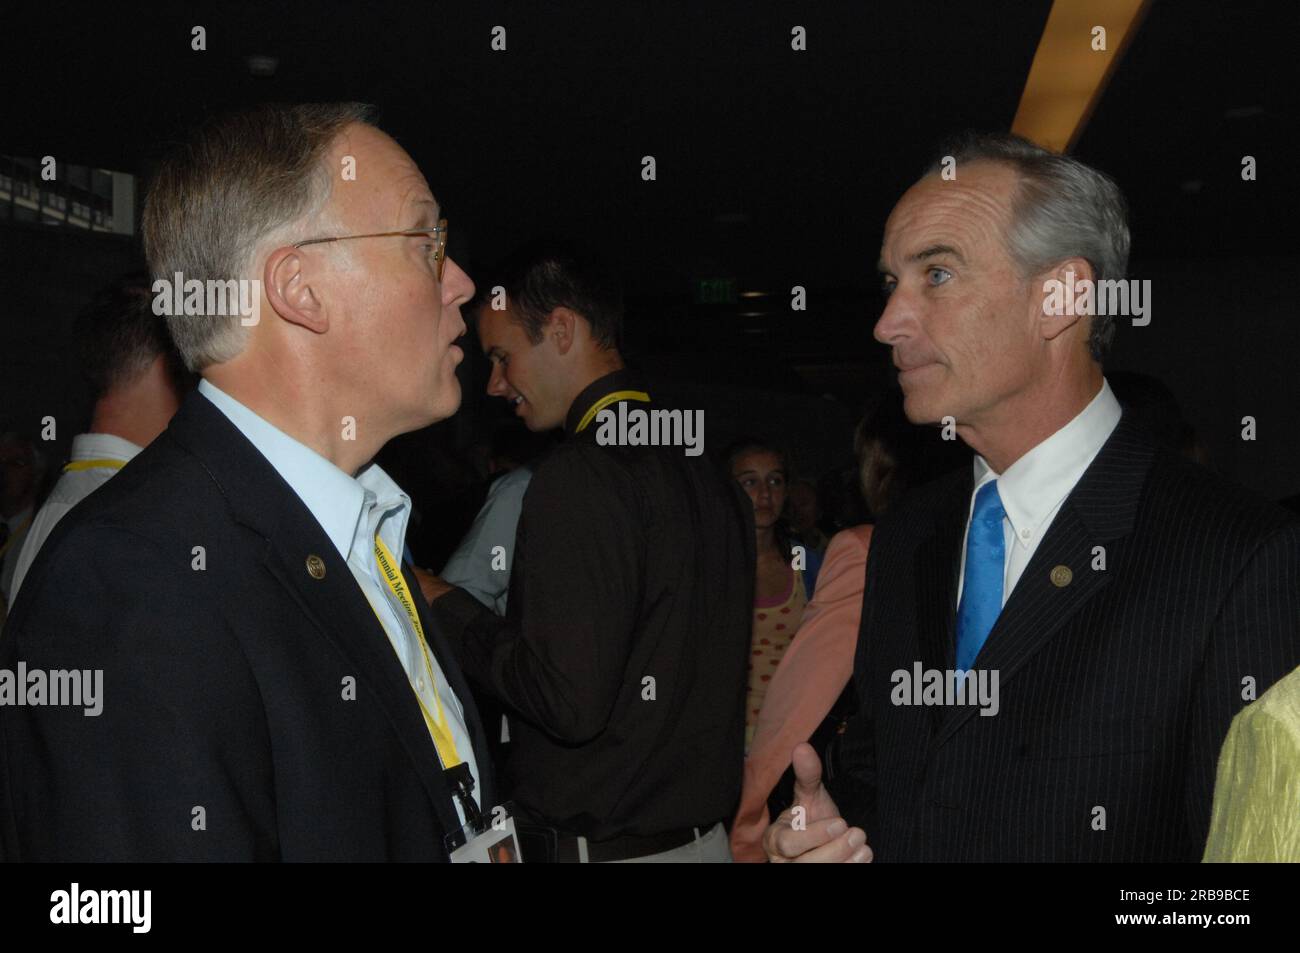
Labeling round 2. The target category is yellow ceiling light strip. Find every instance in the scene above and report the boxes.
[1011,0,1152,153]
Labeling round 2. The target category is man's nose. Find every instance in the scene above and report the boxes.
[873,286,916,347]
[442,257,476,306]
[486,362,508,397]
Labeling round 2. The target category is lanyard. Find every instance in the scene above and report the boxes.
[575,389,651,433]
[63,459,127,473]
[372,535,482,827]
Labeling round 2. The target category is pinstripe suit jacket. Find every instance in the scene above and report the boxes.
[834,413,1300,861]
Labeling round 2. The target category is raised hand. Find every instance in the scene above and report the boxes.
[762,742,872,863]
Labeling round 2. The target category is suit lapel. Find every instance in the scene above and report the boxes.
[929,501,1113,746]
[166,391,466,839]
[930,413,1157,749]
[259,524,465,839]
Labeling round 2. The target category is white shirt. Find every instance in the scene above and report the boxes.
[199,379,480,827]
[10,433,142,602]
[441,466,531,616]
[956,379,1122,608]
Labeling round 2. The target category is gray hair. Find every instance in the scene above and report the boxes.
[142,102,374,371]
[927,132,1131,362]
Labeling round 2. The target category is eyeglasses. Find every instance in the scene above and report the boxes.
[294,218,449,281]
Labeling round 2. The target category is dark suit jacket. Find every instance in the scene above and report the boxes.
[832,414,1300,861]
[0,391,494,861]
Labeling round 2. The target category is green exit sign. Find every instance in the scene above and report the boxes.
[696,278,737,305]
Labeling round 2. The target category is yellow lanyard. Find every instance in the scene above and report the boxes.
[63,459,127,472]
[372,535,463,769]
[575,389,651,433]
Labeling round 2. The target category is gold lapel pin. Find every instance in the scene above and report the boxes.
[1050,564,1072,588]
[306,554,327,579]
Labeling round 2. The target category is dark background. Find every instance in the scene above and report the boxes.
[3,0,1298,558]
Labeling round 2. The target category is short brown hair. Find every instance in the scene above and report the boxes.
[476,239,624,352]
[142,102,374,370]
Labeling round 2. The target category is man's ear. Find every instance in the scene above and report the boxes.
[264,245,327,334]
[548,306,580,356]
[1038,256,1095,342]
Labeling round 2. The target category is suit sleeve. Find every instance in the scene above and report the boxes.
[434,447,643,745]
[1185,521,1300,848]
[0,523,276,861]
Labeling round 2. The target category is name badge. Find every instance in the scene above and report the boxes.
[447,802,523,863]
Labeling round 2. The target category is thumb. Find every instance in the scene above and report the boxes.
[791,742,824,803]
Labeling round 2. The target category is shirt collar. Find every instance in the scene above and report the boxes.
[198,378,407,561]
[70,432,142,464]
[564,368,652,436]
[354,461,411,562]
[972,378,1122,548]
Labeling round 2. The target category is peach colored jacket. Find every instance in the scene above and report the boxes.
[730,524,873,862]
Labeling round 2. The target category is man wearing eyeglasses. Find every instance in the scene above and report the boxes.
[0,104,495,861]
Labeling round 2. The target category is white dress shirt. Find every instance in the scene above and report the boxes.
[957,379,1123,609]
[199,379,480,826]
[10,433,142,602]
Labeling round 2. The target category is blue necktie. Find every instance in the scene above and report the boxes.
[955,480,1006,672]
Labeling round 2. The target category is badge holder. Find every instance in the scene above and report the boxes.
[442,763,522,863]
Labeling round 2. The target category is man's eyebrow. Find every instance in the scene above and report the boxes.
[406,198,440,227]
[878,244,967,274]
[909,244,965,264]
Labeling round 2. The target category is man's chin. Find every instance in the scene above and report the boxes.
[520,407,561,433]
[900,390,944,427]
[423,382,463,426]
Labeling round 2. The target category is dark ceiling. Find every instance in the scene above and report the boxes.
[3,0,1296,399]
[5,1,1055,290]
[1073,0,1299,265]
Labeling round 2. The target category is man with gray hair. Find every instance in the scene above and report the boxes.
[765,132,1300,862]
[0,104,494,860]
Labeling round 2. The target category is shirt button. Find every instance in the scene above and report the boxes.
[416,677,426,692]
[1020,529,1031,539]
